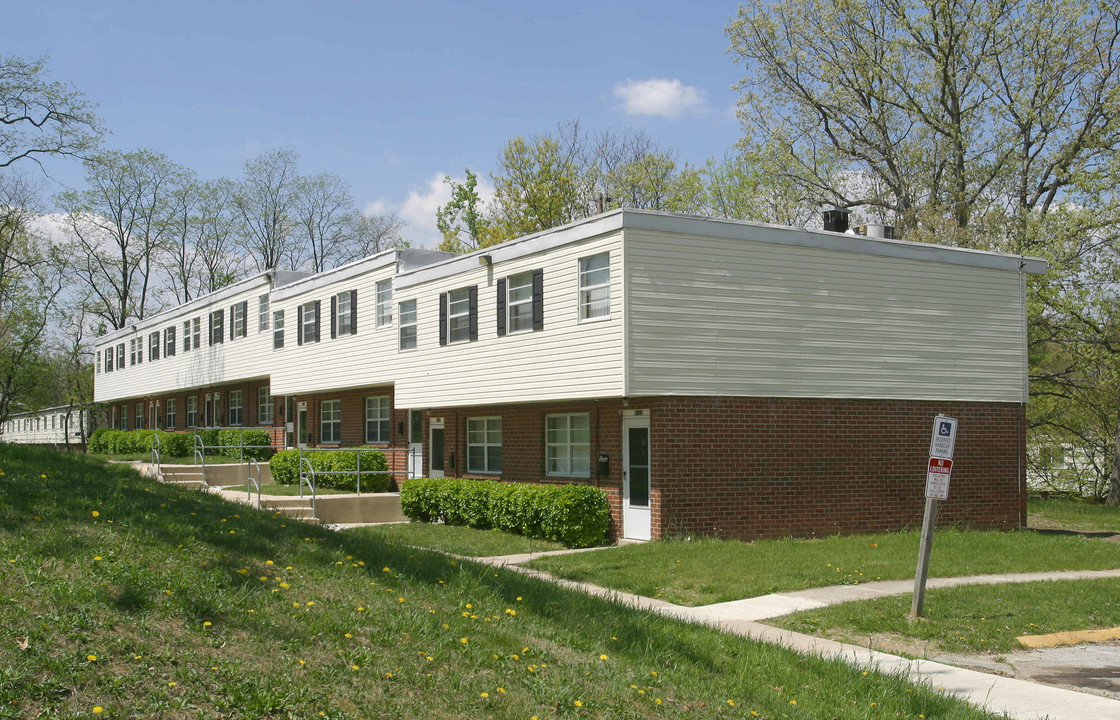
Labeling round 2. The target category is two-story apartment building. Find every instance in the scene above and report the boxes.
[94,209,1047,541]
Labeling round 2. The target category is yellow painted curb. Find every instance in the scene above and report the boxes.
[1017,626,1120,648]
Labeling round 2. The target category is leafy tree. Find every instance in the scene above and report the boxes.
[347,210,407,259]
[487,134,584,242]
[233,149,300,272]
[435,170,492,252]
[295,172,356,273]
[0,54,103,170]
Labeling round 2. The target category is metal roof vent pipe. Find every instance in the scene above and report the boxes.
[856,223,897,240]
[822,207,852,233]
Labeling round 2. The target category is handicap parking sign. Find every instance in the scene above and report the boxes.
[930,416,957,459]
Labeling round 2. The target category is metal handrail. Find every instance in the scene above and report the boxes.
[299,456,317,520]
[191,427,274,462]
[296,446,395,494]
[247,459,262,508]
[150,433,162,476]
[193,434,208,488]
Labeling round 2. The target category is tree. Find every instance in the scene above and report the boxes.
[59,149,186,330]
[435,170,492,253]
[0,54,103,170]
[347,210,407,260]
[487,135,585,242]
[294,172,355,272]
[726,0,1120,501]
[233,149,300,272]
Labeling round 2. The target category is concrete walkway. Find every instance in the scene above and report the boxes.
[476,552,1120,720]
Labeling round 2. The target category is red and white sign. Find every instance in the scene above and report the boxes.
[925,457,953,500]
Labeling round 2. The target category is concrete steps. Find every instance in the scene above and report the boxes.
[258,497,320,525]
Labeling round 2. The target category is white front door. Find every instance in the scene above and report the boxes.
[622,415,652,541]
[296,403,308,449]
[408,410,423,478]
[429,417,445,479]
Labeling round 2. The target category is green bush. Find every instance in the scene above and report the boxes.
[195,429,221,456]
[88,428,113,454]
[327,449,390,492]
[270,450,301,485]
[398,478,610,548]
[215,428,275,461]
[158,431,193,457]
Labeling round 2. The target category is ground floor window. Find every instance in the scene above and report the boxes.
[365,395,390,443]
[467,416,502,474]
[229,390,243,425]
[259,386,273,424]
[186,396,197,428]
[136,403,144,430]
[321,399,341,444]
[545,413,590,477]
[166,399,176,429]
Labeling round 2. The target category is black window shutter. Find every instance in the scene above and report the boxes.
[350,289,357,334]
[239,301,248,337]
[468,285,478,342]
[297,305,304,346]
[439,293,448,346]
[330,295,338,339]
[229,305,235,340]
[208,314,213,346]
[496,278,506,337]
[314,300,321,342]
[532,269,544,331]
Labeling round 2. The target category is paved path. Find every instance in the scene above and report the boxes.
[475,551,1120,720]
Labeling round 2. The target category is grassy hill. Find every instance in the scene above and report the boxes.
[0,444,998,719]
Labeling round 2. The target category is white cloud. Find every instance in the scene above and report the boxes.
[612,78,707,119]
[370,172,495,249]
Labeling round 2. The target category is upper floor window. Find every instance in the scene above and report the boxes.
[365,395,390,443]
[440,286,477,345]
[498,269,543,336]
[297,301,320,345]
[183,317,201,351]
[116,343,125,370]
[273,309,285,349]
[579,252,610,320]
[129,338,142,366]
[209,309,224,345]
[149,331,160,361]
[332,290,357,338]
[230,301,247,340]
[96,350,102,374]
[321,399,341,444]
[228,390,243,426]
[399,300,417,351]
[258,294,270,332]
[164,326,176,357]
[376,280,392,327]
[546,413,590,477]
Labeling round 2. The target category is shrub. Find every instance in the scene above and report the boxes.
[327,449,390,492]
[215,428,275,461]
[158,431,193,457]
[195,429,221,456]
[399,478,610,548]
[269,449,301,485]
[88,428,113,454]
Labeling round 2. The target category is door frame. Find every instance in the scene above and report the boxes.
[296,401,308,449]
[622,412,652,541]
[429,417,445,478]
[408,409,424,478]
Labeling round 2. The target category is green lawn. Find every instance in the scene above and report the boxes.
[775,578,1120,656]
[525,530,1120,606]
[1028,497,1120,532]
[350,522,567,557]
[0,444,1002,719]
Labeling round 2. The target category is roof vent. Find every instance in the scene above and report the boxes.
[855,224,897,240]
[822,207,851,233]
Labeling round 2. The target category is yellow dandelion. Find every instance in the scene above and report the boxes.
[497,688,506,693]
[306,601,314,606]
[168,682,176,687]
[87,654,97,661]
[460,637,468,644]
[92,707,104,714]
[656,698,662,705]
[600,654,608,660]
[93,556,102,561]
[728,699,735,706]
[298,659,306,665]
[650,671,658,676]
[203,621,212,627]
[351,664,359,670]
[265,560,274,565]
[574,700,583,707]
[790,699,797,705]
[480,692,489,698]
[91,511,99,517]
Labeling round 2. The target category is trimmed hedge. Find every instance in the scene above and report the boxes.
[400,478,610,548]
[88,428,273,459]
[268,448,390,492]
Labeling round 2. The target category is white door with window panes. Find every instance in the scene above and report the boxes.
[622,414,652,541]
[429,417,445,478]
[408,410,423,478]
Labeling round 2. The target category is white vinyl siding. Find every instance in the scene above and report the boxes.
[545,413,589,477]
[320,399,341,444]
[579,252,610,320]
[624,228,1028,402]
[376,279,392,327]
[364,395,390,443]
[228,390,243,426]
[467,416,502,474]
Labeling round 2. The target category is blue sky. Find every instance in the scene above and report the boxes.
[11,0,746,246]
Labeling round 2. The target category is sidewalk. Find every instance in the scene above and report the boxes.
[478,551,1120,720]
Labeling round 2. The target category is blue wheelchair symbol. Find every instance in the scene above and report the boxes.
[939,422,952,436]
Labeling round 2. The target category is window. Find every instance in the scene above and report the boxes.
[164,326,176,357]
[376,280,392,327]
[546,413,590,477]
[230,301,247,339]
[579,252,611,320]
[209,309,224,345]
[228,390,243,425]
[183,320,192,351]
[320,399,341,444]
[96,350,101,374]
[467,417,502,474]
[258,294,270,332]
[105,348,113,372]
[332,290,357,338]
[297,301,320,345]
[136,403,144,430]
[116,344,125,370]
[166,399,176,429]
[399,300,417,350]
[184,318,201,351]
[440,286,476,345]
[186,396,197,428]
[364,396,390,443]
[149,331,160,361]
[258,386,273,425]
[273,309,285,349]
[498,269,543,335]
[129,338,138,366]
